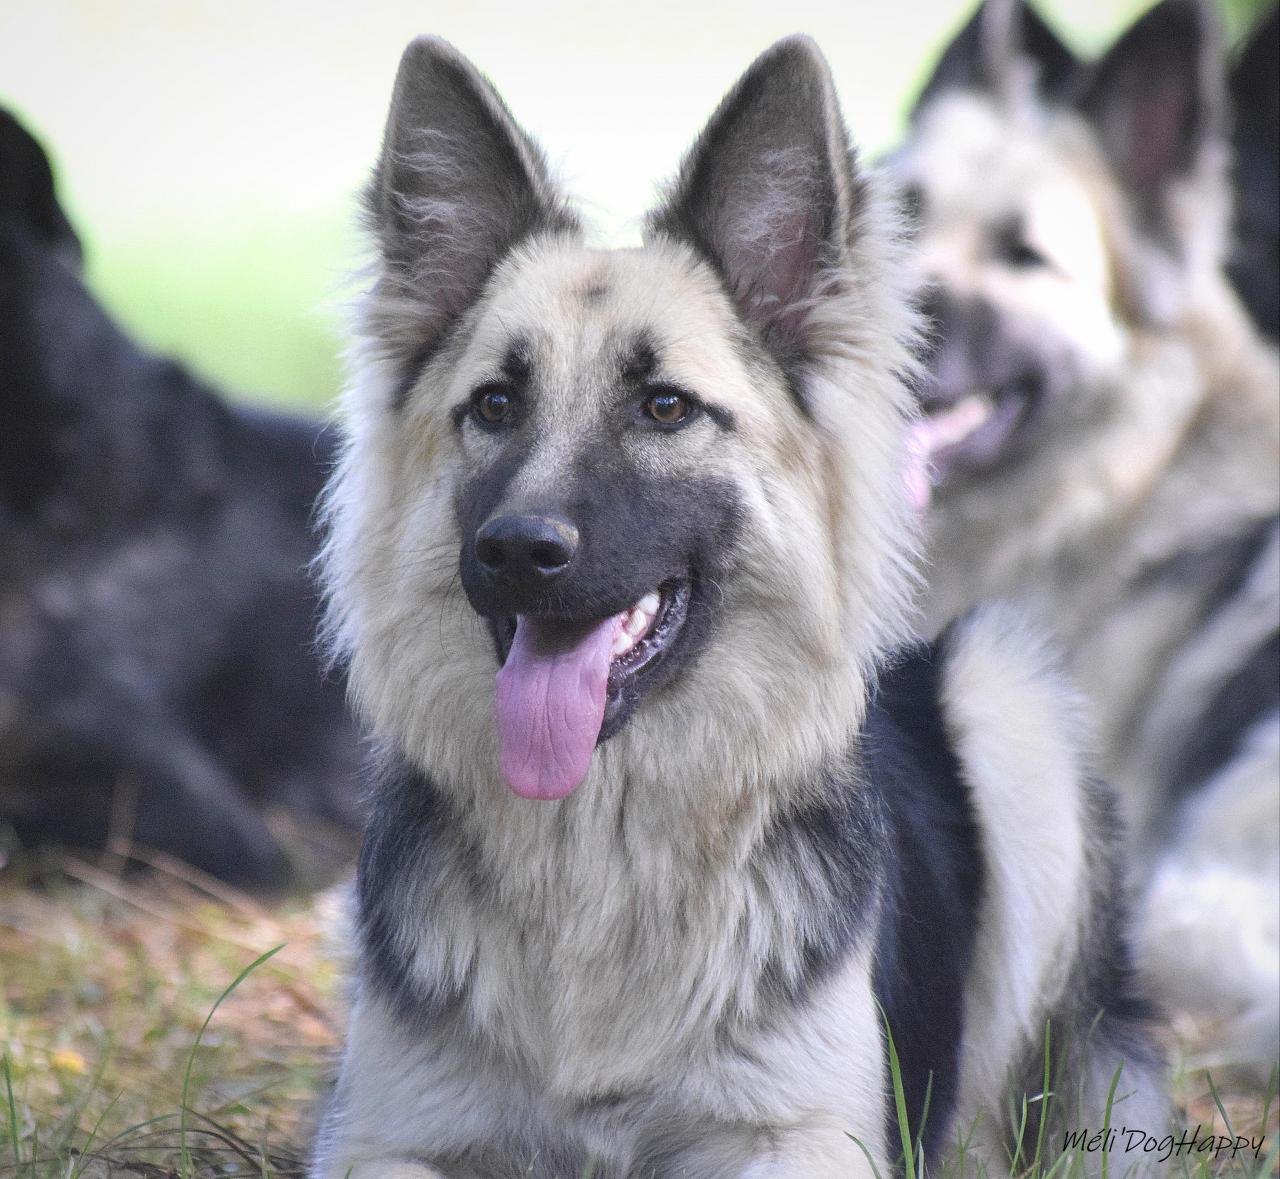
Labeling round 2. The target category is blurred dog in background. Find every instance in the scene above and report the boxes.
[0,109,363,892]
[895,0,1278,1076]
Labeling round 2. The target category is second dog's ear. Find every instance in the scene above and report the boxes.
[0,109,82,266]
[910,0,1079,118]
[1230,4,1279,167]
[1225,5,1279,338]
[1077,0,1225,226]
[367,37,577,363]
[647,36,856,370]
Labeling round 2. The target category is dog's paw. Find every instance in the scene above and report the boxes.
[338,1165,446,1179]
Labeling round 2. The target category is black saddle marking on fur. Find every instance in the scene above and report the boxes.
[869,636,984,1165]
[1227,6,1279,339]
[1166,625,1278,813]
[1151,517,1279,819]
[1171,628,1278,802]
[0,227,65,514]
[755,752,886,1010]
[758,638,985,1160]
[1136,515,1274,606]
[358,752,480,1021]
[1077,783,1161,1036]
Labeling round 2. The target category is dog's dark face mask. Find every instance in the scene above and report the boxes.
[451,331,741,800]
[909,283,1076,492]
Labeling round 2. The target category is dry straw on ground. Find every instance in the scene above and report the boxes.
[0,854,345,1176]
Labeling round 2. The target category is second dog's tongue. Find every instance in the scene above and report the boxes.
[495,613,622,799]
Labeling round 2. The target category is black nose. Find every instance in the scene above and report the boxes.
[914,285,1002,411]
[475,513,579,584]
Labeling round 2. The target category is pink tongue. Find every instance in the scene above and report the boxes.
[904,398,998,513]
[494,613,623,799]
[904,421,936,515]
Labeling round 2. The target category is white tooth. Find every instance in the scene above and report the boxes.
[611,631,631,658]
[625,610,648,637]
[637,591,660,616]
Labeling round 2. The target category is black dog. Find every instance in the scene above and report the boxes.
[0,110,362,891]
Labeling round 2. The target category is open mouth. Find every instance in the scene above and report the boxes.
[906,385,1033,509]
[604,580,689,707]
[490,579,690,800]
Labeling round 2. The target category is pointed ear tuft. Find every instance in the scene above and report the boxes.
[1077,0,1226,216]
[1017,2,1082,102]
[1229,4,1279,187]
[1231,5,1279,130]
[911,0,1080,119]
[1226,5,1279,335]
[0,109,82,264]
[647,36,858,372]
[366,37,577,364]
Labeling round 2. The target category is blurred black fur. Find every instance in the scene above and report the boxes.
[0,110,363,891]
[1227,4,1278,339]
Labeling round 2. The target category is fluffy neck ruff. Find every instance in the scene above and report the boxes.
[356,730,886,1095]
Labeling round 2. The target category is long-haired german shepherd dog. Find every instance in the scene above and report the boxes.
[0,109,362,890]
[314,35,1167,1178]
[895,0,1278,1075]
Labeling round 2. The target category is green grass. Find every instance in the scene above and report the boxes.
[875,1033,1279,1179]
[0,859,342,1177]
[84,209,353,414]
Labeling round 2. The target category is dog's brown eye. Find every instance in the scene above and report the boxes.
[644,391,691,425]
[474,387,512,424]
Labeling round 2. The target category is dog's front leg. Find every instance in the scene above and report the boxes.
[333,1164,447,1179]
[739,1120,885,1179]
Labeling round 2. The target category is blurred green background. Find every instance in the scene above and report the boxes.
[0,0,1270,413]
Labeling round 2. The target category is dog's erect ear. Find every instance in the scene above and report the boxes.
[1229,5,1279,208]
[367,37,577,362]
[910,0,1079,118]
[647,36,858,370]
[1017,4,1080,102]
[1231,5,1278,134]
[1077,0,1226,220]
[0,109,82,265]
[1231,5,1279,150]
[1226,5,1279,336]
